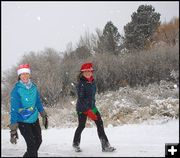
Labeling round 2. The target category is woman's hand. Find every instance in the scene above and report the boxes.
[40,111,48,129]
[83,109,98,121]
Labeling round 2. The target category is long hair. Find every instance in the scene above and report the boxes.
[18,75,21,81]
[77,72,83,82]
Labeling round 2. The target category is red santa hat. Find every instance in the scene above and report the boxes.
[80,63,94,72]
[17,64,31,75]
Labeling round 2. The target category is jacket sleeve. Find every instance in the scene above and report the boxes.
[10,87,20,124]
[77,82,91,112]
[36,89,44,113]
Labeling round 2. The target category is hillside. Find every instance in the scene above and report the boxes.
[2,80,179,129]
[37,80,179,128]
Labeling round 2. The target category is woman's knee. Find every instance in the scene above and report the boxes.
[38,138,42,146]
[77,123,85,130]
[36,137,42,148]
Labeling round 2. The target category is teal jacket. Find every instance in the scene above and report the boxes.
[10,81,44,124]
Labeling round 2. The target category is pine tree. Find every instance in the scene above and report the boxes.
[98,21,122,55]
[124,5,161,51]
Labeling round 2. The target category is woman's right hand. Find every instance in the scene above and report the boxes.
[9,123,19,144]
[10,130,18,144]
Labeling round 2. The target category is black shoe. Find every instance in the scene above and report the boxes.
[73,144,82,152]
[23,152,29,157]
[102,146,116,152]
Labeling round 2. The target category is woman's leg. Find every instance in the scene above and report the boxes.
[94,111,110,149]
[31,119,42,156]
[73,113,87,146]
[32,119,42,150]
[18,121,38,157]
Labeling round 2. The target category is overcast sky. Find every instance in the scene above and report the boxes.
[1,1,179,72]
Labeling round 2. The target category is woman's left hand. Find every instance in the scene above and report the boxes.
[40,111,48,129]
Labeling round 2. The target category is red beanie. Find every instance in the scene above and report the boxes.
[80,63,94,72]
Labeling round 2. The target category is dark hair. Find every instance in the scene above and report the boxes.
[77,72,83,82]
[18,75,21,81]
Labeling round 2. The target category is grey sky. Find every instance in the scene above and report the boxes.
[2,1,179,72]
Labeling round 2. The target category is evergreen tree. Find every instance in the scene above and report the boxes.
[124,5,161,50]
[98,21,122,55]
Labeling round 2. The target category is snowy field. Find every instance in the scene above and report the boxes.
[2,119,179,157]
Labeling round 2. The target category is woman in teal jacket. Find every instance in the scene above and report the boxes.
[9,64,48,157]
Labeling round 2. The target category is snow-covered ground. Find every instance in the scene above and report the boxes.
[2,119,179,157]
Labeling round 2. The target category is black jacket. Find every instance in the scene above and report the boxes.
[76,76,96,112]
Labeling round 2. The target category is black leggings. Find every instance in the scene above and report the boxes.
[73,111,109,147]
[18,119,42,157]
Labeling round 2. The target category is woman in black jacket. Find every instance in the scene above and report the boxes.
[72,62,115,152]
